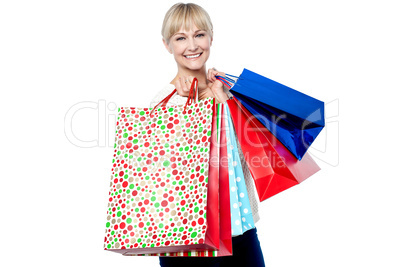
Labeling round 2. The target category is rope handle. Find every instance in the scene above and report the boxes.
[150,78,199,116]
[216,73,239,88]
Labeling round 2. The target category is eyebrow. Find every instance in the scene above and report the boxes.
[173,30,204,36]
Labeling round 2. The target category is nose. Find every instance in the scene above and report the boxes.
[188,38,198,51]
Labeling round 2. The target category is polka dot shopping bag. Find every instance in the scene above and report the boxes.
[104,79,231,256]
[223,103,255,235]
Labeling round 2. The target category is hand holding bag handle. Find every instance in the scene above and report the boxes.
[150,78,199,116]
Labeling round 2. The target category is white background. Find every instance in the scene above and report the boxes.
[1,0,401,266]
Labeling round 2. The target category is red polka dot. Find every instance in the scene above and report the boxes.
[119,171,124,177]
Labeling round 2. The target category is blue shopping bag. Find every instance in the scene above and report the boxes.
[223,103,255,235]
[218,68,325,160]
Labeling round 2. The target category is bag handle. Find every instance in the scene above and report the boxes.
[150,78,199,116]
[216,74,238,88]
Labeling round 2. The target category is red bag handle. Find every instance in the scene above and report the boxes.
[150,78,199,116]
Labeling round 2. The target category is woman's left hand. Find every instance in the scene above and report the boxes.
[206,68,229,103]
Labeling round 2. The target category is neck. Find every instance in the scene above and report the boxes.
[171,65,208,86]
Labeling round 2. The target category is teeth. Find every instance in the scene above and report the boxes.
[185,53,201,59]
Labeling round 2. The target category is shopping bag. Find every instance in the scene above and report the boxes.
[104,79,222,255]
[126,103,232,257]
[218,68,325,160]
[226,97,321,201]
[223,103,255,235]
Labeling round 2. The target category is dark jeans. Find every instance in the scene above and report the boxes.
[159,228,265,267]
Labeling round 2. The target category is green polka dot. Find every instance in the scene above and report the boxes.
[163,160,170,167]
[117,211,122,217]
[126,218,132,224]
[191,232,197,238]
[106,222,110,228]
[123,133,128,138]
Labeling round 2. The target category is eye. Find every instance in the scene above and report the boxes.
[176,37,185,41]
[196,33,205,38]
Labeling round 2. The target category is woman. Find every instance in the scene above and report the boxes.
[151,3,265,267]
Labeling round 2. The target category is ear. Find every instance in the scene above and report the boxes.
[163,38,172,54]
[210,30,214,46]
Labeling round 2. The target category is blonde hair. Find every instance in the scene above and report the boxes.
[162,3,213,44]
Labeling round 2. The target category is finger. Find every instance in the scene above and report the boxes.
[180,77,190,94]
[175,77,184,96]
[188,76,196,90]
[207,69,216,83]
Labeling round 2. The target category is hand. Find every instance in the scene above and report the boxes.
[206,68,229,103]
[175,75,213,101]
[174,76,196,97]
[174,68,229,103]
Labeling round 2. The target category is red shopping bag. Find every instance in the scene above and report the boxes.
[216,103,232,256]
[104,79,222,255]
[226,97,321,201]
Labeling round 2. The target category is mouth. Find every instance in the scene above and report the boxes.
[184,53,202,59]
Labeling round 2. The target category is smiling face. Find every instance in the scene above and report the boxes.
[164,24,213,73]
